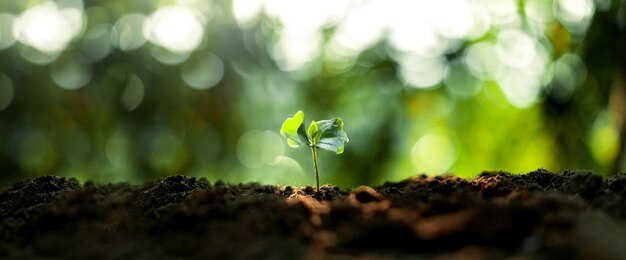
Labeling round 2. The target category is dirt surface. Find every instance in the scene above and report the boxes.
[1,169,626,259]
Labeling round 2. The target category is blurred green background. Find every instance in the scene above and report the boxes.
[1,0,625,187]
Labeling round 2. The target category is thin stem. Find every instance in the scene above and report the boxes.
[310,146,320,192]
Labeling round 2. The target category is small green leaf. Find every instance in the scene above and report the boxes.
[280,111,309,148]
[313,118,349,154]
[287,139,300,148]
[308,120,318,144]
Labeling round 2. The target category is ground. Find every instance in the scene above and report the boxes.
[1,169,625,259]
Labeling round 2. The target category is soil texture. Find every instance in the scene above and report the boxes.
[1,169,626,259]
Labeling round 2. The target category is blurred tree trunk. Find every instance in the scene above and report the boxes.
[613,1,626,174]
[606,2,626,175]
[580,1,626,175]
[610,76,626,175]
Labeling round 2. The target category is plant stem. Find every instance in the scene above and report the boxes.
[310,146,320,192]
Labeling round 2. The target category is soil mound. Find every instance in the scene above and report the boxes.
[1,170,625,259]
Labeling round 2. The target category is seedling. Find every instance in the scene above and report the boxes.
[280,110,349,191]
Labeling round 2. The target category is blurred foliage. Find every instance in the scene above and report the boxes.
[1,0,625,187]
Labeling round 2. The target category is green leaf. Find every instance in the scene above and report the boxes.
[308,120,318,144]
[287,139,300,148]
[313,118,349,154]
[280,111,309,148]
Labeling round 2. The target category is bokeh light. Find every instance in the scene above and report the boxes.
[589,111,619,167]
[106,130,132,168]
[13,1,83,54]
[120,74,144,111]
[0,0,621,187]
[445,60,483,98]
[236,130,284,168]
[148,130,188,175]
[547,53,587,102]
[464,41,501,80]
[82,24,114,62]
[411,130,456,174]
[0,14,17,50]
[555,0,595,33]
[495,29,550,108]
[399,56,448,89]
[232,0,263,27]
[144,6,206,54]
[17,131,57,175]
[112,14,147,51]
[51,56,92,90]
[182,52,224,90]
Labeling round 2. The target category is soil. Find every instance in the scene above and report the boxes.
[1,169,626,259]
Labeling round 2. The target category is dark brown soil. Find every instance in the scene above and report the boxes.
[1,169,626,259]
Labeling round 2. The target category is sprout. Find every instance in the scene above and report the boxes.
[280,110,349,191]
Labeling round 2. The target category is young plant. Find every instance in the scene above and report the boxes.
[280,110,349,191]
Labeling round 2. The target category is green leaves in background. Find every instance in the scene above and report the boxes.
[280,110,349,154]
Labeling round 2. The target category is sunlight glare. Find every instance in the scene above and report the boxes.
[428,0,475,39]
[264,0,349,70]
[495,30,537,69]
[399,56,448,89]
[273,32,322,71]
[332,0,386,53]
[387,2,445,56]
[525,0,555,23]
[144,6,206,54]
[556,0,594,23]
[13,2,83,53]
[485,0,519,26]
[232,0,263,26]
[263,0,345,31]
